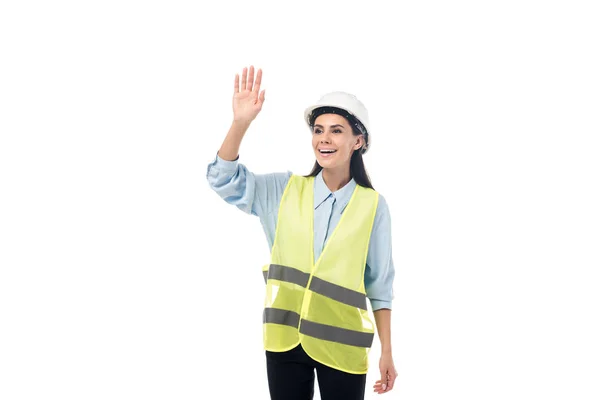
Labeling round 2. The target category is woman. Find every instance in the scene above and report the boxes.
[206,66,397,399]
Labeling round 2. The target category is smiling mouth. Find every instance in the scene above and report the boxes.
[319,149,337,154]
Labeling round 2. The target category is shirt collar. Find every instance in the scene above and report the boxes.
[314,169,357,213]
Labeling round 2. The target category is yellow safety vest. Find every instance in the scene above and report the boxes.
[261,174,379,374]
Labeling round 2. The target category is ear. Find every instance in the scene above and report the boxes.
[353,135,364,151]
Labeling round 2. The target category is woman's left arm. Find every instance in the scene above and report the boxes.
[373,309,398,394]
[364,194,398,394]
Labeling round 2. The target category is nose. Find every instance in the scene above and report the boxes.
[320,132,332,143]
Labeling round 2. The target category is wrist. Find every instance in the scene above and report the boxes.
[227,120,251,140]
[381,347,392,356]
[231,118,252,129]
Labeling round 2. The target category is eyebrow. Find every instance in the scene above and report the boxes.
[314,124,346,129]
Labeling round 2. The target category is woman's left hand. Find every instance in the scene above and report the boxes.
[373,352,398,394]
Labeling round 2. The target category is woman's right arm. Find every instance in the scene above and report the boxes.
[219,65,265,161]
[217,119,252,161]
[206,150,291,218]
[206,66,291,219]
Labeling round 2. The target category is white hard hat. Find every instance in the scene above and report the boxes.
[304,91,371,154]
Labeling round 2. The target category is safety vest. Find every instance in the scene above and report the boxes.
[261,174,379,374]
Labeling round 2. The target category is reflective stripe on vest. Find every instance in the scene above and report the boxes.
[262,174,379,374]
[264,264,368,310]
[263,307,300,328]
[263,307,374,348]
[299,319,374,348]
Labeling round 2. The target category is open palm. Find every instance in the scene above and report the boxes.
[233,65,265,124]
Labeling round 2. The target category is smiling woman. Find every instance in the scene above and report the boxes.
[304,97,374,191]
[206,66,397,400]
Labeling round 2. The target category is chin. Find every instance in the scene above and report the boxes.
[315,152,342,169]
[316,159,336,169]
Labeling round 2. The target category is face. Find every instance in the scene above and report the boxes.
[312,113,364,170]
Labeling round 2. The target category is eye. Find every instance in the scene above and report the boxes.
[313,128,322,134]
[333,129,342,133]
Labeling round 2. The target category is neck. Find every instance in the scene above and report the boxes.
[321,166,352,192]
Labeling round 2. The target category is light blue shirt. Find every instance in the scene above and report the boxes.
[206,153,395,310]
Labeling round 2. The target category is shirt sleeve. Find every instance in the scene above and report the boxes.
[205,152,292,219]
[365,193,396,311]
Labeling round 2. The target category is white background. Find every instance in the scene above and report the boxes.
[1,0,599,399]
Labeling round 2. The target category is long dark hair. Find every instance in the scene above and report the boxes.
[303,107,374,190]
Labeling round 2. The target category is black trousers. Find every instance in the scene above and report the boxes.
[266,344,366,400]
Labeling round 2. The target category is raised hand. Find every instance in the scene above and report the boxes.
[232,65,265,124]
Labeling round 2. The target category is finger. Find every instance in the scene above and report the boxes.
[253,68,262,93]
[234,74,239,93]
[387,371,398,391]
[373,384,385,394]
[259,89,265,104]
[385,374,394,391]
[241,67,247,91]
[247,65,255,92]
[387,377,395,391]
[380,372,387,391]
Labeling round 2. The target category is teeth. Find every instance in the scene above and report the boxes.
[320,150,336,153]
